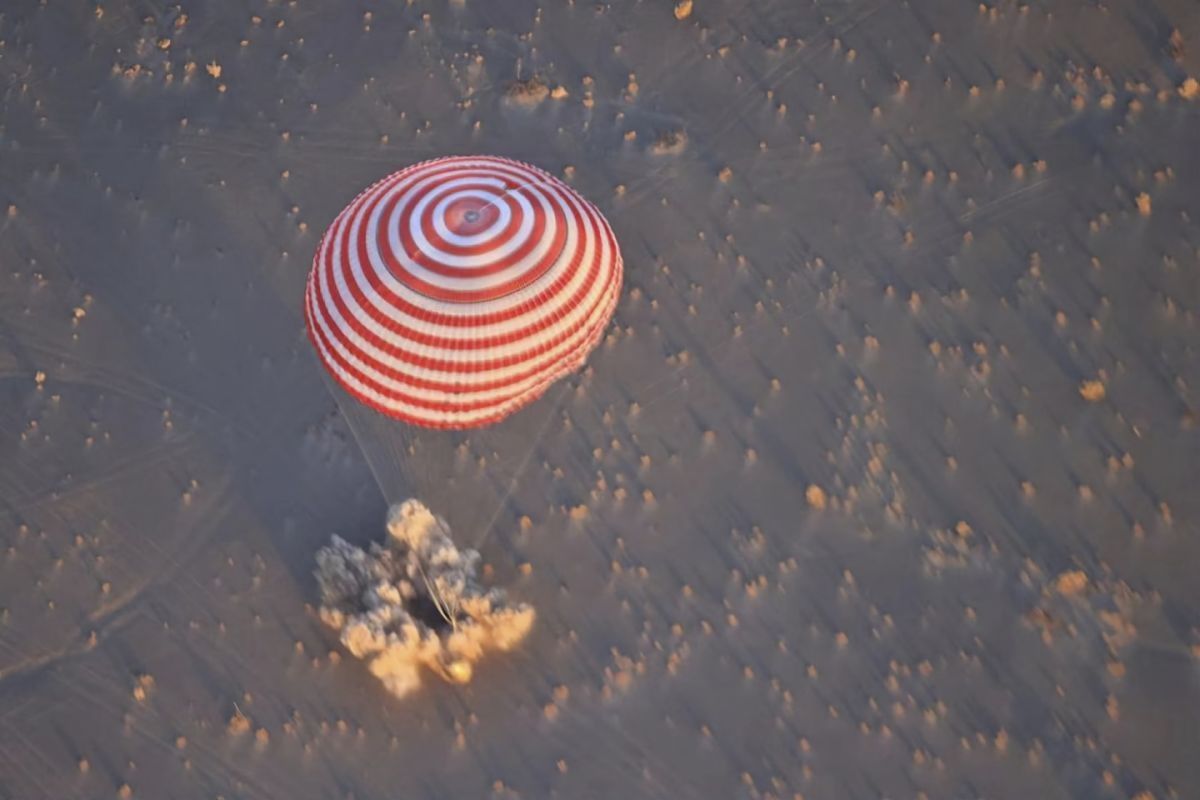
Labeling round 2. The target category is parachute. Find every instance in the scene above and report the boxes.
[305,156,623,537]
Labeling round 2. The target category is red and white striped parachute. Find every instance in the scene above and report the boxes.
[305,156,623,429]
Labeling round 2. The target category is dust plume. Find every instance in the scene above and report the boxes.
[315,500,535,698]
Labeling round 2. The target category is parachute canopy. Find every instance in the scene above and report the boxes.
[304,156,623,429]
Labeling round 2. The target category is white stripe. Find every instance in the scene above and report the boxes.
[337,172,603,336]
[308,269,619,425]
[350,181,579,331]
[365,168,566,306]
[379,170,554,290]
[430,189,511,247]
[307,155,621,423]
[315,192,615,390]
[308,262,616,408]
[369,158,562,291]
[408,176,525,261]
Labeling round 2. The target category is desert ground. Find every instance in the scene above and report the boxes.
[2,1,1199,798]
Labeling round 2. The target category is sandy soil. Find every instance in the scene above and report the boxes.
[2,1,1199,798]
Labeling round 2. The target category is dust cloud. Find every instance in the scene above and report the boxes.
[315,500,534,698]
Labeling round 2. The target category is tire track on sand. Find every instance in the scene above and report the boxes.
[0,470,236,687]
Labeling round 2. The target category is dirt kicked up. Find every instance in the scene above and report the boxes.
[316,500,535,698]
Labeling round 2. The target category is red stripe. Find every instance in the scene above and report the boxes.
[334,166,585,327]
[372,157,549,267]
[348,157,571,302]
[311,193,618,389]
[325,292,618,429]
[305,265,617,414]
[418,189,512,259]
[409,185,562,280]
[304,260,619,417]
[380,160,566,278]
[332,177,607,349]
[438,195,503,244]
[305,253,621,427]
[333,184,594,352]
[384,174,530,268]
[304,155,623,427]
[386,179,565,302]
[400,174,537,264]
[307,210,620,399]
